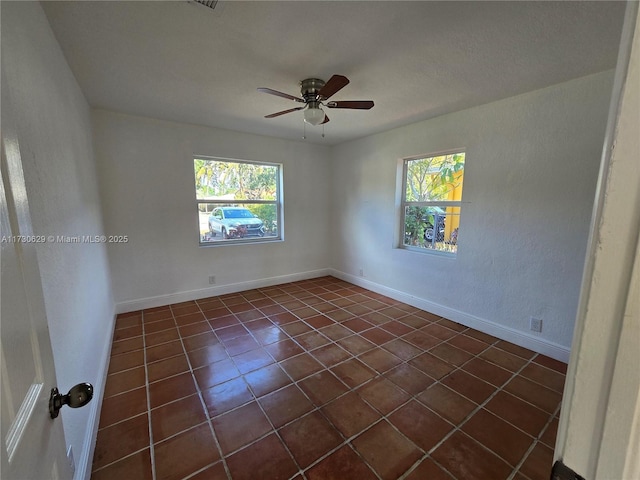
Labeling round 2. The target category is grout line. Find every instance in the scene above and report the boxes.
[140,310,157,480]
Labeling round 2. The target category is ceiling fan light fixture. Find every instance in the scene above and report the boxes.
[303,107,325,126]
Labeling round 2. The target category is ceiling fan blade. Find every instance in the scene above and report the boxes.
[257,87,304,103]
[264,106,305,118]
[321,114,330,124]
[326,100,374,110]
[317,75,349,100]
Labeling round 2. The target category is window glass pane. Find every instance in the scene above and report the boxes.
[405,153,465,202]
[199,203,278,244]
[403,206,461,253]
[195,157,281,245]
[195,159,278,201]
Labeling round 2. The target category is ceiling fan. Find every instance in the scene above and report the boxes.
[258,75,374,126]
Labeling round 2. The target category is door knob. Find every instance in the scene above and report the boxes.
[49,383,94,419]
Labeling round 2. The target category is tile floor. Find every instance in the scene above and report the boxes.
[91,276,566,480]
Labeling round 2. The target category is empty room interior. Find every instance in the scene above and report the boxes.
[1,2,639,480]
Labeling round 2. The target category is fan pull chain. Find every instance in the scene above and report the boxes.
[322,124,325,138]
[302,121,307,140]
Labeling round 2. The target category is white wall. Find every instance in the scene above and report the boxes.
[330,71,615,359]
[556,2,640,477]
[92,110,332,310]
[1,2,115,478]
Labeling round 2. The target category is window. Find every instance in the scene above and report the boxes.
[194,157,282,245]
[401,151,465,255]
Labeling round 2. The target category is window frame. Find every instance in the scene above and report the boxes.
[399,150,465,256]
[194,156,283,246]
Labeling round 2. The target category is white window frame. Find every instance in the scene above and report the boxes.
[194,156,283,246]
[399,150,465,256]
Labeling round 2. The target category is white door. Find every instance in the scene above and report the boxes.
[1,87,72,479]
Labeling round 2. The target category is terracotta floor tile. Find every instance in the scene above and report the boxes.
[520,362,566,393]
[480,346,528,372]
[352,420,422,480]
[447,333,491,355]
[421,323,458,341]
[265,338,304,361]
[306,444,378,480]
[108,350,145,374]
[540,416,559,448]
[99,387,147,428]
[432,431,512,480]
[91,448,152,480]
[96,278,567,480]
[252,325,289,346]
[342,317,374,333]
[201,377,254,417]
[389,400,453,451]
[93,413,150,470]
[330,358,377,388]
[243,363,291,397]
[319,323,353,341]
[360,327,395,346]
[322,392,381,438]
[518,441,554,480]
[193,358,241,389]
[357,377,410,415]
[151,394,207,443]
[533,354,568,374]
[417,383,477,424]
[441,369,495,404]
[279,353,324,381]
[146,340,184,364]
[358,348,403,373]
[337,335,376,355]
[110,336,144,356]
[385,363,435,395]
[187,343,228,369]
[104,366,146,398]
[225,433,298,480]
[232,347,274,374]
[212,401,273,455]
[382,338,422,361]
[430,343,474,366]
[258,384,314,428]
[280,411,343,468]
[280,320,313,337]
[484,391,550,437]
[462,409,534,466]
[404,457,453,480]
[296,330,331,350]
[312,343,352,368]
[463,357,513,387]
[183,331,219,352]
[299,371,349,406]
[113,324,143,342]
[409,352,457,379]
[154,424,220,480]
[145,328,180,348]
[504,376,563,413]
[148,372,197,408]
[147,354,189,383]
[188,461,228,480]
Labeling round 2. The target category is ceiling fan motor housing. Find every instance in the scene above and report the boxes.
[300,78,326,103]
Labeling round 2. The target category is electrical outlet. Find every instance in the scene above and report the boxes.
[359,268,364,277]
[208,275,216,285]
[530,317,543,333]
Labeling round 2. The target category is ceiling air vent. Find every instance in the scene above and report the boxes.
[192,0,218,11]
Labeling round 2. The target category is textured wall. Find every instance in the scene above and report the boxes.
[330,71,614,353]
[1,2,115,477]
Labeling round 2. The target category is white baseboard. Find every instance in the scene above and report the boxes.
[330,269,570,363]
[75,310,116,480]
[116,268,332,314]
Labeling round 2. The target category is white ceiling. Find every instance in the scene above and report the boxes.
[41,1,626,145]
